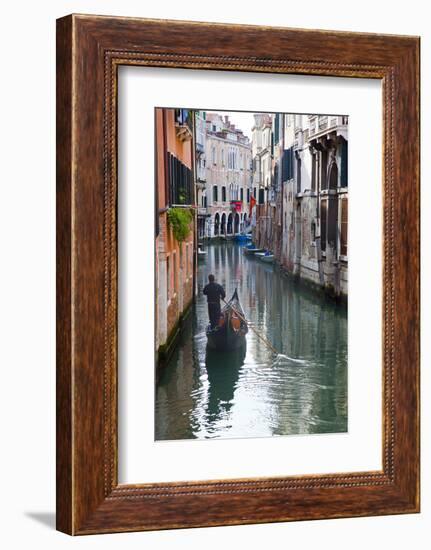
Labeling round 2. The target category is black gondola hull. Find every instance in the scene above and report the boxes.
[205,289,248,351]
[206,325,247,351]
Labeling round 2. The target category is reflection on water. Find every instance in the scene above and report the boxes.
[155,242,347,440]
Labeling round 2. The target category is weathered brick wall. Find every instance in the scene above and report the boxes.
[166,293,179,339]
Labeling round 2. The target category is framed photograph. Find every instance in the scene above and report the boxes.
[56,14,420,535]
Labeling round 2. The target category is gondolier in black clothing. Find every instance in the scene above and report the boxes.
[203,274,226,329]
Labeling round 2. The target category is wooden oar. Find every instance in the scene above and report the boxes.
[222,298,278,355]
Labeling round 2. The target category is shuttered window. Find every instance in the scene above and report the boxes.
[281,147,294,182]
[167,152,193,205]
[340,139,348,187]
[274,113,280,144]
[296,156,301,193]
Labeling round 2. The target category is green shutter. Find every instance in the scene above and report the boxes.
[340,139,348,187]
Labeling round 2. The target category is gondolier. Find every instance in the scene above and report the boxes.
[203,274,226,328]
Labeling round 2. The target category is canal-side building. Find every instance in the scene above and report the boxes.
[270,113,286,260]
[204,113,252,238]
[251,113,273,246]
[155,108,196,360]
[251,112,348,298]
[194,110,208,240]
[281,113,348,298]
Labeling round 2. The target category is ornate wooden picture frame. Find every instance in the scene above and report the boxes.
[56,14,420,535]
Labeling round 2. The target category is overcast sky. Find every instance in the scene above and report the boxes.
[205,110,262,140]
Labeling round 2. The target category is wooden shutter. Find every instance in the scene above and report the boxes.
[340,139,348,187]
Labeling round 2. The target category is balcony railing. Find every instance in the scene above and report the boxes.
[318,116,328,131]
[174,109,193,142]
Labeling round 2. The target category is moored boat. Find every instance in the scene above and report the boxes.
[206,289,248,351]
[197,246,207,260]
[254,250,274,263]
[243,246,265,256]
[260,254,274,264]
[234,234,252,243]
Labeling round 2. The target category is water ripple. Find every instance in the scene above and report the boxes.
[155,242,348,441]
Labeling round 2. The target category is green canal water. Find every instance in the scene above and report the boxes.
[155,241,347,440]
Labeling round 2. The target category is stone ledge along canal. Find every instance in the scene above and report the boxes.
[155,241,347,441]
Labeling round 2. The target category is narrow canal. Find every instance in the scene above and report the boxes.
[155,241,347,441]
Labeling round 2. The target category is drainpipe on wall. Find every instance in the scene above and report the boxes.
[315,215,325,288]
[280,114,285,263]
[162,109,169,207]
[192,111,198,298]
[315,149,325,288]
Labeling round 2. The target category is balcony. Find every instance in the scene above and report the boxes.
[309,117,317,136]
[195,179,206,190]
[175,109,193,142]
[318,116,328,131]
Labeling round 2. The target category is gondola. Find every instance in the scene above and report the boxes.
[197,246,207,261]
[258,251,274,263]
[260,254,274,264]
[206,289,248,351]
[243,245,265,256]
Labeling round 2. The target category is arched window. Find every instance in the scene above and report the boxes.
[214,213,220,236]
[227,213,233,234]
[221,213,226,235]
[234,213,240,234]
[320,149,328,190]
[328,160,338,190]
